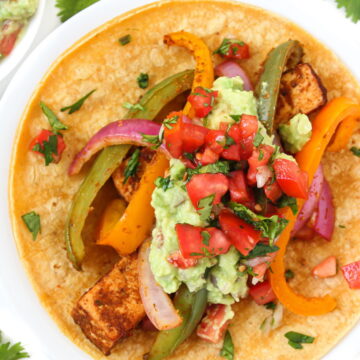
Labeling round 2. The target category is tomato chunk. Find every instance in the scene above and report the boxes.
[188,87,218,118]
[341,260,360,289]
[228,170,253,205]
[175,224,231,259]
[221,144,241,161]
[163,112,183,158]
[264,181,283,203]
[247,145,275,185]
[186,173,229,209]
[205,130,226,154]
[273,158,309,199]
[196,147,219,165]
[312,256,337,279]
[229,115,258,141]
[219,210,261,256]
[0,22,22,56]
[249,280,276,305]
[29,129,66,164]
[181,123,208,153]
[197,304,232,343]
[239,134,255,160]
[167,250,198,269]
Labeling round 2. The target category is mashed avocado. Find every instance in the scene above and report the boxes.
[279,114,312,153]
[206,76,258,129]
[0,0,38,22]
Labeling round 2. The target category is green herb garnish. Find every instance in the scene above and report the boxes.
[119,34,131,46]
[201,231,211,246]
[350,146,360,157]
[123,149,140,184]
[32,135,59,166]
[186,161,230,179]
[155,176,172,192]
[141,134,161,149]
[61,89,96,114]
[214,38,245,56]
[285,331,315,350]
[265,301,276,310]
[245,243,279,259]
[339,224,346,228]
[163,115,179,130]
[220,331,234,360]
[122,102,145,111]
[0,331,30,360]
[285,269,295,280]
[137,73,149,89]
[56,0,100,22]
[224,135,236,148]
[21,211,41,241]
[253,131,264,147]
[277,194,298,215]
[198,194,215,221]
[230,114,241,123]
[336,0,360,23]
[40,101,68,132]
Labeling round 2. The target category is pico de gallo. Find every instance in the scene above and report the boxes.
[0,0,38,59]
[24,31,360,359]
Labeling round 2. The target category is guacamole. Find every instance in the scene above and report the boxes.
[279,113,312,153]
[0,0,38,22]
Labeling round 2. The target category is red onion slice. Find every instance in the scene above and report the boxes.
[138,241,182,331]
[314,179,335,241]
[69,119,164,175]
[215,61,253,91]
[256,165,272,188]
[292,165,324,236]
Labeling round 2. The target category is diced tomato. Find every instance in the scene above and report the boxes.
[341,260,360,289]
[197,304,232,343]
[239,134,255,160]
[0,22,22,57]
[219,122,230,131]
[312,256,337,279]
[228,170,253,205]
[181,123,208,153]
[221,144,241,161]
[273,158,309,199]
[167,251,198,269]
[264,181,283,203]
[188,87,218,118]
[247,145,275,185]
[196,147,219,165]
[229,115,258,142]
[186,173,229,209]
[224,42,250,60]
[219,210,261,255]
[205,129,226,154]
[29,129,66,164]
[163,112,183,158]
[249,280,276,305]
[175,224,231,259]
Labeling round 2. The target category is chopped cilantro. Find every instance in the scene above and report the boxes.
[198,194,215,222]
[339,224,346,228]
[122,102,145,111]
[0,331,30,360]
[155,176,172,192]
[245,243,279,259]
[258,149,264,161]
[229,202,288,244]
[265,301,276,310]
[56,0,100,22]
[285,331,315,350]
[224,135,236,148]
[285,269,295,280]
[336,0,360,23]
[123,149,140,184]
[119,34,131,46]
[201,230,211,246]
[141,134,162,149]
[288,341,303,350]
[137,73,149,89]
[183,152,195,161]
[214,38,245,56]
[32,135,59,166]
[21,211,41,241]
[350,146,360,157]
[277,194,298,215]
[186,161,230,179]
[163,116,179,130]
[253,131,264,147]
[220,331,234,360]
[40,102,68,132]
[61,89,96,114]
[230,114,241,123]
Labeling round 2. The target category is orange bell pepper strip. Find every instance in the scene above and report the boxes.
[97,152,169,255]
[164,31,214,116]
[270,97,360,316]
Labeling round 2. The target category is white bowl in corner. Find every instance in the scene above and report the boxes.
[0,0,46,83]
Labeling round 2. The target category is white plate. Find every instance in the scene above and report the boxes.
[0,0,46,82]
[0,0,359,359]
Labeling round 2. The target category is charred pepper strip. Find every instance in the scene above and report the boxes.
[147,286,207,360]
[269,97,360,315]
[65,70,194,269]
[164,31,214,116]
[255,40,304,133]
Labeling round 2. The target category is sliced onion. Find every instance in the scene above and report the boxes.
[292,165,324,236]
[214,61,253,91]
[256,165,272,188]
[69,119,165,175]
[244,252,277,267]
[138,241,182,331]
[260,303,284,335]
[314,179,335,241]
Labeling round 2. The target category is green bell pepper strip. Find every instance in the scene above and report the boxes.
[147,286,207,360]
[255,40,303,133]
[65,70,194,270]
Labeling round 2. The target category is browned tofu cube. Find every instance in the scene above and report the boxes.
[72,255,145,355]
[276,63,327,124]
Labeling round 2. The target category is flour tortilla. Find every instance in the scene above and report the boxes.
[9,1,360,359]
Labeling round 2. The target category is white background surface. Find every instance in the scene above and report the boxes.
[0,0,360,359]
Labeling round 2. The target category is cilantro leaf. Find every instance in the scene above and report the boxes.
[21,211,41,241]
[288,341,303,350]
[276,194,298,215]
[245,243,279,259]
[220,331,234,360]
[123,149,140,184]
[186,161,230,179]
[141,134,161,149]
[285,332,315,349]
[201,230,211,246]
[155,176,173,192]
[163,116,179,130]
[61,89,96,114]
[214,38,245,56]
[230,114,241,123]
[285,269,295,280]
[265,301,276,310]
[198,194,215,221]
[253,131,264,147]
[229,202,288,244]
[119,34,131,46]
[137,73,149,89]
[122,102,145,111]
[40,102,68,132]
[0,331,30,360]
[32,135,59,166]
[350,146,360,157]
[56,0,100,22]
[336,0,360,23]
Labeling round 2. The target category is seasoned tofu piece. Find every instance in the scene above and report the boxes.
[112,148,155,202]
[72,255,145,355]
[276,63,327,124]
